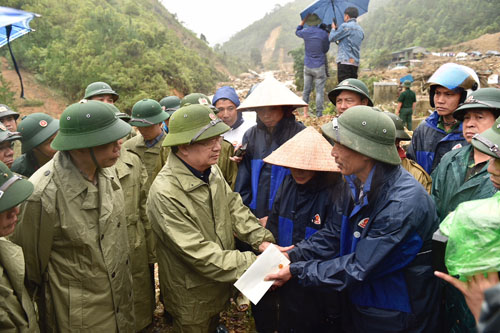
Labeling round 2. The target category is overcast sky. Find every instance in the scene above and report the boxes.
[160,0,295,46]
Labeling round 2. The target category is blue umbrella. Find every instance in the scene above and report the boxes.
[399,74,414,84]
[300,0,369,27]
[0,6,39,98]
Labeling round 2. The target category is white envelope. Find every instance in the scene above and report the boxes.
[234,243,290,305]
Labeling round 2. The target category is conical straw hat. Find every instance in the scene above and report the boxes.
[237,76,308,111]
[264,127,340,172]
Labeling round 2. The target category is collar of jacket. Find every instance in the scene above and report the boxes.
[135,131,164,151]
[167,153,215,192]
[115,148,137,179]
[425,111,463,135]
[256,114,298,139]
[231,112,244,130]
[53,151,121,201]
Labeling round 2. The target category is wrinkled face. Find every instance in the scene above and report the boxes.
[137,123,163,141]
[256,106,284,128]
[91,139,122,168]
[433,86,461,116]
[180,135,223,172]
[335,91,367,116]
[90,94,115,104]
[34,132,58,158]
[462,109,497,143]
[0,205,20,237]
[0,141,14,168]
[215,99,238,127]
[0,116,17,132]
[331,142,369,177]
[290,168,315,185]
[488,158,500,189]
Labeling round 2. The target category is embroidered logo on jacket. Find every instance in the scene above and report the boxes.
[312,214,321,225]
[358,217,369,229]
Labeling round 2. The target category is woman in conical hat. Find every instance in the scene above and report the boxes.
[263,126,350,332]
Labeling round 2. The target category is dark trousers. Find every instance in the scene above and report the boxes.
[337,63,358,83]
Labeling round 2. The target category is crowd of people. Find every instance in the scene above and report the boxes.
[0,46,500,333]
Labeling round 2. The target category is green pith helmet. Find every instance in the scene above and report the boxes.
[403,80,412,88]
[323,105,400,165]
[17,113,59,154]
[51,101,131,151]
[472,116,500,158]
[129,99,170,127]
[0,124,21,146]
[180,93,218,113]
[305,13,321,26]
[0,104,20,120]
[162,104,230,147]
[383,111,411,140]
[160,96,181,116]
[328,79,374,106]
[83,82,119,102]
[0,161,33,213]
[453,88,500,121]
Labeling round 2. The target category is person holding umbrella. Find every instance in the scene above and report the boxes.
[296,14,330,117]
[329,7,364,83]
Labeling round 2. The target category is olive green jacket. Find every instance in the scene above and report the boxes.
[11,151,135,332]
[153,139,238,189]
[0,238,39,332]
[122,132,164,188]
[147,153,274,326]
[114,148,155,331]
[401,157,432,194]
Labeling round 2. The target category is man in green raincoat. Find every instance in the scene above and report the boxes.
[12,101,135,332]
[147,104,280,333]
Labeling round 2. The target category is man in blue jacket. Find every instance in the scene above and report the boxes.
[296,14,330,117]
[268,106,442,332]
[329,7,364,83]
[407,63,479,174]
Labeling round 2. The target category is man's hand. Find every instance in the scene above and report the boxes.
[265,265,292,287]
[258,216,268,228]
[230,144,244,163]
[331,22,337,30]
[435,271,499,322]
[258,241,294,254]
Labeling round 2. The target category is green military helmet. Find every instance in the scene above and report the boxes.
[0,161,33,213]
[84,81,119,102]
[129,99,170,127]
[159,96,181,116]
[453,88,500,121]
[383,111,411,141]
[17,113,59,154]
[162,104,230,147]
[51,101,131,151]
[472,116,500,159]
[328,78,374,106]
[323,105,400,165]
[403,80,412,88]
[181,93,218,113]
[0,104,20,120]
[0,123,21,146]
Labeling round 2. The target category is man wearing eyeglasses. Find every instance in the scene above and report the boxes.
[124,98,170,186]
[147,104,281,332]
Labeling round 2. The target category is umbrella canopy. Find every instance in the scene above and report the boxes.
[0,6,38,47]
[399,74,414,84]
[300,0,369,27]
[0,6,39,98]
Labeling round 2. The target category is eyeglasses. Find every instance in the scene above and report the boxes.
[196,135,223,148]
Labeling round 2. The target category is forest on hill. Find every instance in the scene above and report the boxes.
[1,0,244,112]
[220,0,500,68]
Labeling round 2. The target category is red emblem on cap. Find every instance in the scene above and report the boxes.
[208,112,217,120]
[39,120,48,127]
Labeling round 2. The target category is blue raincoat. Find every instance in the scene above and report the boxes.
[234,115,305,218]
[288,163,442,332]
[407,111,466,174]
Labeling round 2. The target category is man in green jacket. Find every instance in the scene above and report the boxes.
[12,101,135,332]
[0,161,38,332]
[11,113,59,178]
[396,80,417,130]
[124,98,169,186]
[147,104,281,333]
